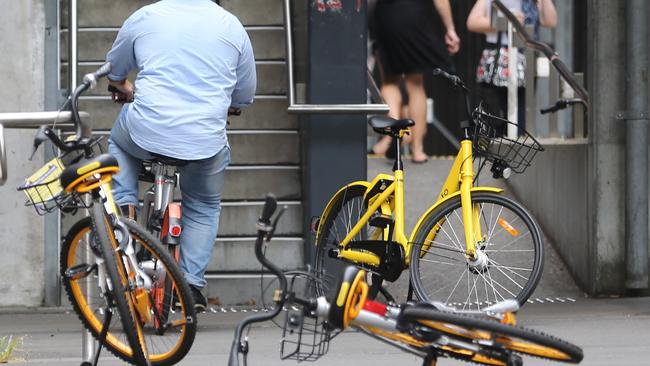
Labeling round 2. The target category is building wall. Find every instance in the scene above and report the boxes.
[0,0,47,306]
[507,142,591,292]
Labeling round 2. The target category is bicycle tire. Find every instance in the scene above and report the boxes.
[410,192,543,310]
[61,215,197,366]
[314,184,384,300]
[91,204,149,365]
[147,205,182,335]
[401,306,583,363]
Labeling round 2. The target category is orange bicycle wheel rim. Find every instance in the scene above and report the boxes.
[66,224,188,363]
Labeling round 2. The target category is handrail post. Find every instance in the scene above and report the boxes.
[283,0,389,115]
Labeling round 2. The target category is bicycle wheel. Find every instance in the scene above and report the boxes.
[61,215,197,366]
[314,184,385,300]
[401,306,583,363]
[91,204,149,365]
[410,192,543,310]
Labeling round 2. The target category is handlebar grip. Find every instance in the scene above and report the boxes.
[432,68,464,89]
[540,105,558,115]
[82,62,112,89]
[92,62,112,79]
[259,193,277,224]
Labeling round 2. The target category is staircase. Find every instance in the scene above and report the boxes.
[59,0,303,306]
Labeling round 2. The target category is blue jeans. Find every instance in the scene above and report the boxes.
[108,107,230,288]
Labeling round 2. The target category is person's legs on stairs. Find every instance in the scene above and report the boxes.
[404,73,428,163]
[372,75,403,156]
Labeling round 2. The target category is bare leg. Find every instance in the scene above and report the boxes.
[404,73,428,162]
[372,75,402,155]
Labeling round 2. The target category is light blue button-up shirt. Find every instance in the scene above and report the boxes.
[106,0,256,159]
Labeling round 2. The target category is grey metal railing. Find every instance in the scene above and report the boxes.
[282,0,389,115]
[491,0,589,138]
[0,111,90,186]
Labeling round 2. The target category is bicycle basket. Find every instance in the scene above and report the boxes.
[472,110,544,174]
[18,157,71,215]
[279,272,337,362]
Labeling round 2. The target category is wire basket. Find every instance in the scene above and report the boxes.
[279,272,337,362]
[18,157,70,215]
[472,110,544,174]
[17,137,104,215]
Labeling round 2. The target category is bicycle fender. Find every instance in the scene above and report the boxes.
[315,181,370,241]
[162,203,182,245]
[408,187,503,244]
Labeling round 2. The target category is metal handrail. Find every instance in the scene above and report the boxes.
[282,0,389,115]
[492,0,589,105]
[0,111,90,186]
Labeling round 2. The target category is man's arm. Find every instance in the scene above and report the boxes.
[433,0,460,55]
[230,32,257,108]
[106,16,138,101]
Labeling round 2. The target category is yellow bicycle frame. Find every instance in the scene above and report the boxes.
[316,135,503,268]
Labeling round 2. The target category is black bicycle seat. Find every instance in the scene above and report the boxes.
[368,116,415,136]
[150,153,190,167]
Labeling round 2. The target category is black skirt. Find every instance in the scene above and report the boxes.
[372,0,453,76]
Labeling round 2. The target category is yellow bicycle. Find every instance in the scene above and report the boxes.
[314,70,546,310]
[229,194,583,366]
[18,63,197,366]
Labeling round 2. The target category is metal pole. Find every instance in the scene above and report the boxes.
[69,0,94,357]
[625,0,649,290]
[43,0,62,308]
[69,0,77,89]
[282,0,389,115]
[507,21,518,138]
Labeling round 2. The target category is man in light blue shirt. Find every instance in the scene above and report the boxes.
[106,0,256,311]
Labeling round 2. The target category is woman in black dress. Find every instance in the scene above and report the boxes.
[371,0,460,163]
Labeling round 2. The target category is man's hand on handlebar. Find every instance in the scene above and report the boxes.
[108,80,135,104]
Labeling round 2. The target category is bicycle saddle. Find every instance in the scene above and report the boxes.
[150,153,190,167]
[368,116,415,136]
[60,153,119,191]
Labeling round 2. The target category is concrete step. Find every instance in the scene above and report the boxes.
[61,0,283,27]
[218,201,301,236]
[204,274,293,306]
[76,129,299,165]
[61,26,285,62]
[61,200,302,237]
[61,61,287,97]
[135,166,300,201]
[209,237,304,272]
[75,96,295,131]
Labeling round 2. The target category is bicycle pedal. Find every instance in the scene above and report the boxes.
[369,214,393,228]
[65,263,97,280]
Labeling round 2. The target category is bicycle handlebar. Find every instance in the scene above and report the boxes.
[432,68,467,91]
[259,194,277,225]
[31,63,110,158]
[432,69,474,133]
[540,98,587,115]
[228,194,286,366]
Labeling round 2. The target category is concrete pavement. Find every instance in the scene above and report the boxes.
[0,296,649,365]
[1,157,645,365]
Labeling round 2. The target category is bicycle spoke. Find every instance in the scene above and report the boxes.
[411,193,543,309]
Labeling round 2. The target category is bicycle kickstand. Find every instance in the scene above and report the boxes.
[422,352,438,366]
[80,306,113,366]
